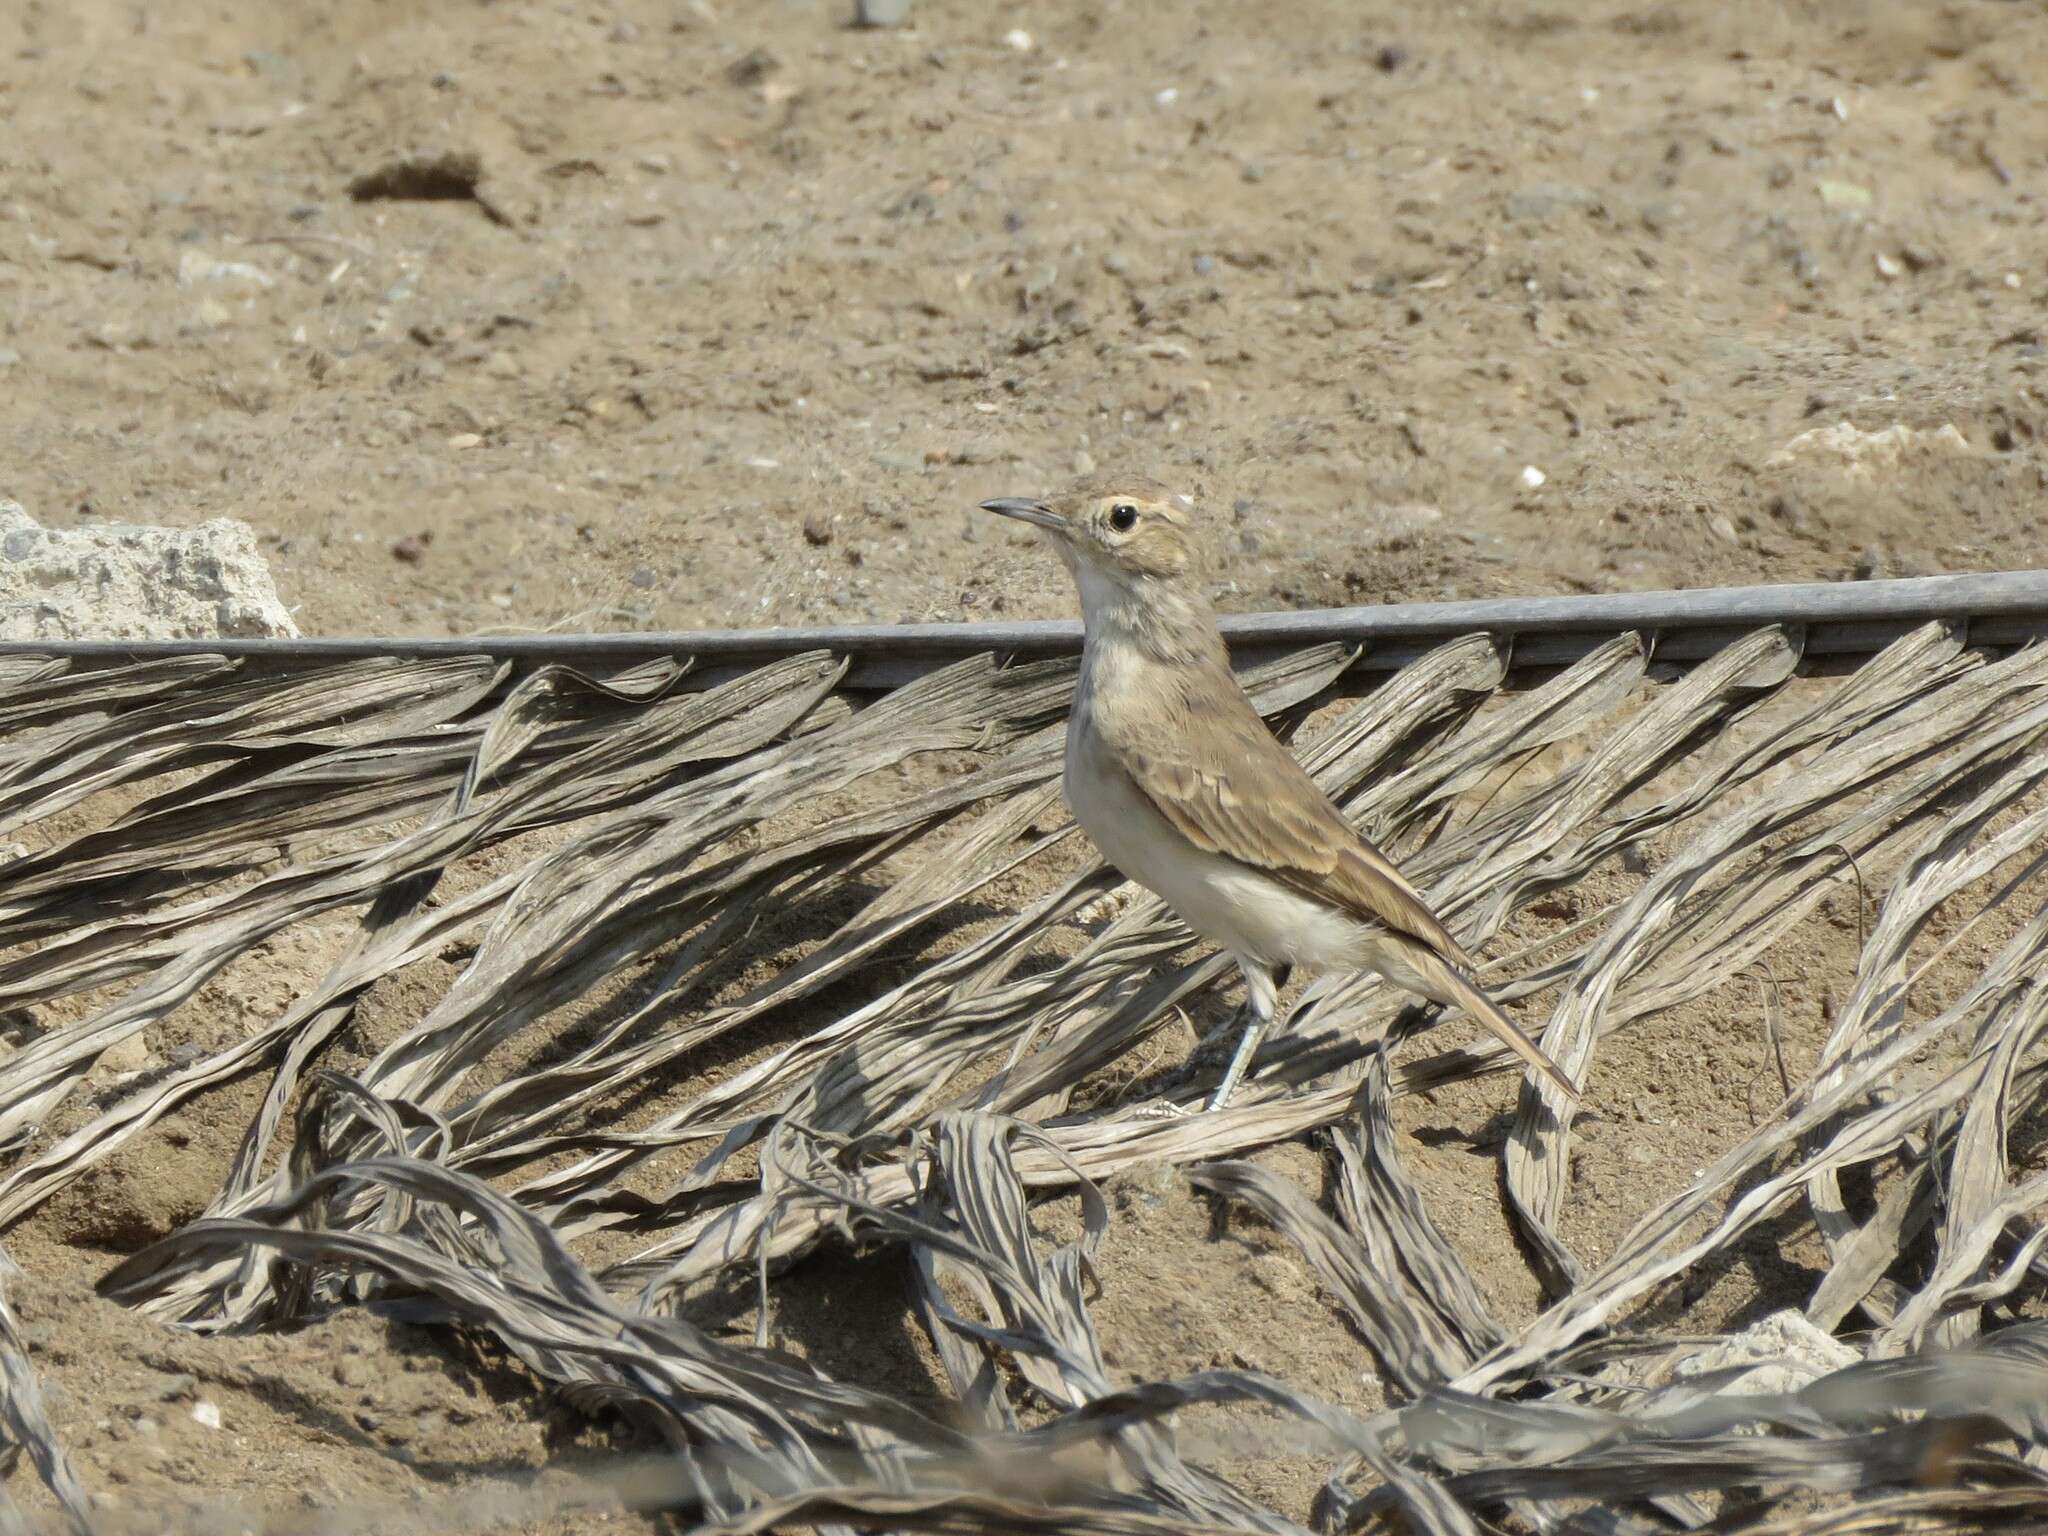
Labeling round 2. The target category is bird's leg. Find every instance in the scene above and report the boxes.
[1208,958,1283,1111]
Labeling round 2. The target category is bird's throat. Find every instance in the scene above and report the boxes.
[1072,565,1225,670]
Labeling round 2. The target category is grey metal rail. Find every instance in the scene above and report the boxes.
[7,570,2046,690]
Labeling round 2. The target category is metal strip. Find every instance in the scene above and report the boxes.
[6,570,2044,688]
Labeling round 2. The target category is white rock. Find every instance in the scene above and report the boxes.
[0,499,298,641]
[1673,1309,1860,1397]
[1519,464,1547,490]
[175,248,273,290]
[190,1400,223,1430]
[1764,420,1971,480]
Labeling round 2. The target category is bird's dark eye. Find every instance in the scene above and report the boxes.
[1108,503,1139,532]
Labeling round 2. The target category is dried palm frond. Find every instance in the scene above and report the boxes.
[0,612,2038,1532]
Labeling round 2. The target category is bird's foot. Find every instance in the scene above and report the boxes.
[1131,1099,1193,1121]
[1206,1011,1272,1112]
[1188,1007,1247,1062]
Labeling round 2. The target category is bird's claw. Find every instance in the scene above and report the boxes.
[1132,1099,1192,1121]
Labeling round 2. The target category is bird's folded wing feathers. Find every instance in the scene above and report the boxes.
[1104,699,1477,969]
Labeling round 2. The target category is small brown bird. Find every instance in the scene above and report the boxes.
[979,476,1576,1109]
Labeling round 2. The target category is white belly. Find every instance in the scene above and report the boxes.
[1064,723,1373,973]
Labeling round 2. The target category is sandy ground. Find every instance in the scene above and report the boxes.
[1,0,2046,1528]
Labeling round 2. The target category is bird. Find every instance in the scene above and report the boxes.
[977,475,1576,1110]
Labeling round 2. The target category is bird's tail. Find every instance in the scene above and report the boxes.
[1379,937,1578,1101]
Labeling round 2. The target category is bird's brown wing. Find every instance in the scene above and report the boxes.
[1097,669,1477,969]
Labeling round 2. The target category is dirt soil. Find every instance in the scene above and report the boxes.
[1,0,2046,1529]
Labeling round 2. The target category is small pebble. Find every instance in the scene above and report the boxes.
[99,1034,153,1075]
[801,512,833,546]
[852,0,911,25]
[1375,44,1408,72]
[1520,464,1547,490]
[446,432,482,450]
[391,534,428,563]
[727,47,777,86]
[1192,254,1216,276]
[190,1401,223,1431]
[146,1371,196,1402]
[1003,28,1033,52]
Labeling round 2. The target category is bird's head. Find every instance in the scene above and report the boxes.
[979,476,1203,609]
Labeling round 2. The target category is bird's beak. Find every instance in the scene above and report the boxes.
[978,496,1068,533]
